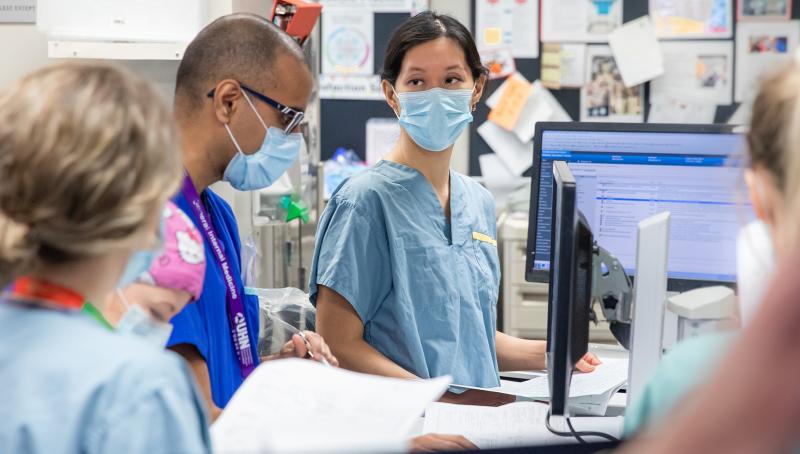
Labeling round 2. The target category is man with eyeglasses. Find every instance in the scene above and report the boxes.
[168,13,338,421]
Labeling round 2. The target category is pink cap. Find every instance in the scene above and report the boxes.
[138,201,206,300]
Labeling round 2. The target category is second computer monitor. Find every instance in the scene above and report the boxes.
[526,122,750,292]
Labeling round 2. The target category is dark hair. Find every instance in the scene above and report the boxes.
[175,13,306,113]
[380,11,487,86]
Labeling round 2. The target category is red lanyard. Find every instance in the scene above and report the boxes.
[9,276,85,310]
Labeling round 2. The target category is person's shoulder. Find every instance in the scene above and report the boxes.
[204,188,235,217]
[660,331,735,373]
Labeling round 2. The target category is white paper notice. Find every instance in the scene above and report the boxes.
[608,16,665,87]
[366,118,400,165]
[212,359,450,454]
[581,45,644,122]
[541,0,623,43]
[477,121,534,177]
[650,0,733,39]
[479,153,523,206]
[735,20,800,102]
[650,41,733,105]
[648,92,717,124]
[322,9,374,76]
[424,402,558,449]
[476,0,539,58]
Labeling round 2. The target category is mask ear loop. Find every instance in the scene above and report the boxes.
[241,90,270,132]
[389,85,402,119]
[117,288,132,310]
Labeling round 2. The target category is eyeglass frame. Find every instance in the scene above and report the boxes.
[206,82,305,134]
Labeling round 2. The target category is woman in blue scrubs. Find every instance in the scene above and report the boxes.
[0,63,209,453]
[310,12,599,391]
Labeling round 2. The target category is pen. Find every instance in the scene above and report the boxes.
[271,316,331,367]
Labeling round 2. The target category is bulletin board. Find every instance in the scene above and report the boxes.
[319,12,409,162]
[468,0,800,176]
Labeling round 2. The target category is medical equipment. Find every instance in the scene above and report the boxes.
[667,286,738,341]
[269,0,322,45]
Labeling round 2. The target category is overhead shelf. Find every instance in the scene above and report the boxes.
[47,40,189,60]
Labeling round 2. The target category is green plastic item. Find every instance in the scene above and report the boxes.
[280,195,310,224]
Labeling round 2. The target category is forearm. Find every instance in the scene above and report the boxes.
[327,335,417,379]
[495,331,547,371]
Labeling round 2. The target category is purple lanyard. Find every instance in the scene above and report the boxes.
[181,175,255,379]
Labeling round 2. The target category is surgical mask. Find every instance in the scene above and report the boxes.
[736,220,775,326]
[115,289,174,348]
[394,87,474,152]
[117,249,157,289]
[223,91,303,191]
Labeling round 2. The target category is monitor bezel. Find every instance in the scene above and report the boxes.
[525,122,742,293]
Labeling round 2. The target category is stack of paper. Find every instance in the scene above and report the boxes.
[423,401,625,449]
[211,359,451,453]
[454,359,629,416]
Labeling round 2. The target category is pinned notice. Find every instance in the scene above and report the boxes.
[488,76,533,131]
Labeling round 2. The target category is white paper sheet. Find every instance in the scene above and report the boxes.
[650,0,733,39]
[477,121,534,177]
[541,0,623,43]
[423,402,625,448]
[479,153,524,207]
[735,20,800,102]
[424,402,558,449]
[608,16,664,87]
[476,0,539,58]
[366,118,400,165]
[319,74,385,100]
[581,45,644,122]
[487,75,572,144]
[648,92,717,124]
[496,359,629,400]
[650,41,734,105]
[211,359,450,454]
[321,9,374,76]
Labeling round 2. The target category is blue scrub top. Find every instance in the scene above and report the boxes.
[170,188,260,408]
[310,160,502,387]
[0,301,211,454]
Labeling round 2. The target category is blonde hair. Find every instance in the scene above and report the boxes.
[747,60,800,250]
[0,62,182,286]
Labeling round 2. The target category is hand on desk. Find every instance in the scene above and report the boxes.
[409,434,477,452]
[263,331,340,367]
[576,352,602,373]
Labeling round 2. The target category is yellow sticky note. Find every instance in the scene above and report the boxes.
[483,27,503,45]
[541,50,561,67]
[472,231,497,246]
[488,76,532,131]
[541,67,562,89]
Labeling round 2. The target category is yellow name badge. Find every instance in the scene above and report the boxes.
[472,231,497,246]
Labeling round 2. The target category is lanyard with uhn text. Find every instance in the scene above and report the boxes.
[181,174,256,379]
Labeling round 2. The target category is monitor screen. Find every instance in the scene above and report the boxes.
[526,124,751,290]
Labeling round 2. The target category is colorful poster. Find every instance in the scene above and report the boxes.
[651,41,734,105]
[476,0,539,58]
[321,9,374,76]
[650,0,733,39]
[735,20,800,102]
[738,0,792,20]
[541,0,623,43]
[581,45,644,123]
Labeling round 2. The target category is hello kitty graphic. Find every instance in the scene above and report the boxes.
[177,230,204,265]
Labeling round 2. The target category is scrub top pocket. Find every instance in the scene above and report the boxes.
[399,245,458,325]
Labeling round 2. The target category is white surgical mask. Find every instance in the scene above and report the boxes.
[736,220,775,326]
[115,289,174,348]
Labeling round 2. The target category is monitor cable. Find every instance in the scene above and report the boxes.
[545,409,620,444]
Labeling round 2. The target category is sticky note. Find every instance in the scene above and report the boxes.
[483,27,503,45]
[487,76,532,131]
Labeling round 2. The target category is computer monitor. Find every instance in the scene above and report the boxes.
[526,122,750,292]
[547,161,594,417]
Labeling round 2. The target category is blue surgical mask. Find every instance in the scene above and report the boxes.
[116,289,174,348]
[223,91,303,191]
[117,249,157,289]
[395,87,474,152]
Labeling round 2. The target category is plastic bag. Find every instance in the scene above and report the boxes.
[246,287,317,357]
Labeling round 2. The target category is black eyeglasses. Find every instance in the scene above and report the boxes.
[207,82,305,134]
